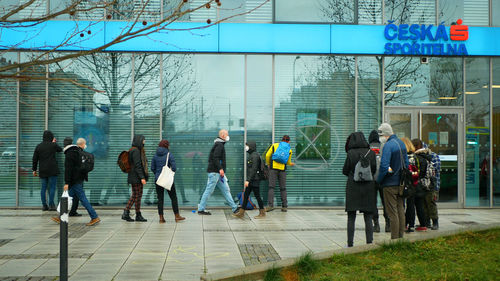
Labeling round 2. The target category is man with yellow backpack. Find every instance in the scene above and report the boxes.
[265,135,295,212]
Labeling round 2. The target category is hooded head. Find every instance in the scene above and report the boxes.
[345,132,369,151]
[132,135,145,149]
[246,141,256,153]
[368,130,380,144]
[378,123,393,137]
[63,137,73,147]
[43,130,54,142]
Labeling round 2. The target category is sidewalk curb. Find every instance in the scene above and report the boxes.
[200,222,500,281]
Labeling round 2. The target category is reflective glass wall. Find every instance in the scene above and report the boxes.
[493,58,500,206]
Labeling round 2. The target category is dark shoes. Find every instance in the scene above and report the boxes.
[265,207,274,212]
[431,219,439,230]
[198,210,212,215]
[121,210,134,222]
[135,212,147,222]
[43,205,49,211]
[405,227,415,233]
[281,207,287,212]
[373,219,380,233]
[69,212,82,217]
[49,204,56,211]
[385,220,391,233]
[86,217,100,226]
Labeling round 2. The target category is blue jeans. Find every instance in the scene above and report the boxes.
[198,173,237,212]
[68,183,98,219]
[41,176,57,206]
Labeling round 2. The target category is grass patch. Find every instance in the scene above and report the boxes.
[308,228,500,281]
[264,266,283,281]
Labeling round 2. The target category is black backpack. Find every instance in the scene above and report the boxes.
[257,155,269,181]
[79,150,94,174]
[396,142,414,198]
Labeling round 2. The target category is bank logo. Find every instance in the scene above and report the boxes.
[384,19,468,56]
[450,19,468,41]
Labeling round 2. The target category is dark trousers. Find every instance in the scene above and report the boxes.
[373,183,388,222]
[405,194,427,228]
[383,186,405,239]
[155,183,179,215]
[69,195,79,215]
[268,169,287,207]
[347,211,373,247]
[242,182,264,210]
[424,191,438,222]
[125,183,143,212]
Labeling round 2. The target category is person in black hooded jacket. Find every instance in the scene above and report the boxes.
[234,141,265,219]
[343,131,377,247]
[368,129,389,233]
[32,130,62,211]
[122,135,149,222]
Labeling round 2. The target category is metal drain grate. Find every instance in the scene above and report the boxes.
[49,223,93,239]
[238,244,281,266]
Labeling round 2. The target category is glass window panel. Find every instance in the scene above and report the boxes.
[494,0,500,26]
[384,57,463,106]
[0,52,18,206]
[246,55,272,200]
[385,0,435,24]
[172,0,272,23]
[358,0,383,24]
[492,58,500,206]
[275,55,355,206]
[465,57,490,207]
[163,55,244,206]
[358,56,382,135]
[133,53,161,207]
[49,0,105,20]
[47,53,133,206]
[6,0,48,20]
[19,53,47,206]
[275,0,355,23]
[439,0,489,26]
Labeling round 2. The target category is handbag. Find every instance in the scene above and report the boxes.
[156,152,175,190]
[56,190,73,213]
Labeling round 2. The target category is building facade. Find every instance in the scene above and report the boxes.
[1,0,499,208]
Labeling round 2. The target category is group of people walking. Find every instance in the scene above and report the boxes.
[33,124,440,245]
[343,123,441,247]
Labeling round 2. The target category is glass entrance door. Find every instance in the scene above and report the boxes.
[385,108,464,206]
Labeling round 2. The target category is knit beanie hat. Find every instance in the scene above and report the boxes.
[378,123,394,136]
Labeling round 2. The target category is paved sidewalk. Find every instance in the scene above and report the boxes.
[0,208,499,281]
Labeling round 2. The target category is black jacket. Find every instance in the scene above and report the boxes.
[128,135,148,185]
[207,137,226,173]
[64,145,87,186]
[32,130,62,178]
[246,141,260,183]
[342,132,377,213]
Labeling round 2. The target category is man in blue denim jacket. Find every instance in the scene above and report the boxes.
[376,123,409,239]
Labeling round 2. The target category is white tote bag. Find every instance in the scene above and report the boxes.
[56,190,73,213]
[156,152,175,190]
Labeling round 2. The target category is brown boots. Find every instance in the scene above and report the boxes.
[159,215,166,224]
[254,209,266,219]
[159,214,185,223]
[175,213,185,222]
[232,208,245,218]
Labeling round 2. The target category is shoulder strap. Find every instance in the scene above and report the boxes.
[166,152,170,165]
[395,140,406,173]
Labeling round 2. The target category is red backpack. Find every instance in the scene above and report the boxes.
[117,148,134,173]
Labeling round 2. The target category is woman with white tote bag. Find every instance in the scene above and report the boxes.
[151,140,186,223]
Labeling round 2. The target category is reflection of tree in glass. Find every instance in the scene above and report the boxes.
[429,58,462,106]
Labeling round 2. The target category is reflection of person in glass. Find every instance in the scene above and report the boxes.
[32,130,62,211]
[197,130,239,215]
[151,140,185,223]
[121,135,149,222]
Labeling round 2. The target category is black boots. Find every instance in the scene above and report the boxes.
[385,220,391,233]
[431,219,439,230]
[135,212,147,222]
[373,218,381,233]
[121,210,134,222]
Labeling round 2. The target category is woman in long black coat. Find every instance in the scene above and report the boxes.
[343,132,377,247]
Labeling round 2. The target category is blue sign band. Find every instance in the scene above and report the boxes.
[1,21,499,56]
